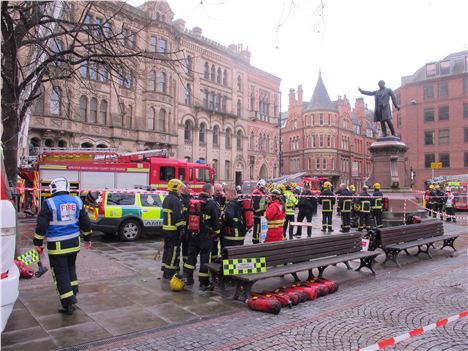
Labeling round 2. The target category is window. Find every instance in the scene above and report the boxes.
[148,70,156,91]
[464,76,468,94]
[439,153,450,168]
[209,92,214,110]
[215,94,220,111]
[140,194,162,207]
[79,96,87,121]
[225,160,231,180]
[237,75,242,91]
[464,103,468,118]
[159,109,166,132]
[438,106,449,120]
[213,125,219,146]
[424,153,435,168]
[319,113,324,125]
[149,35,157,52]
[159,38,167,54]
[424,108,434,122]
[119,103,126,126]
[319,134,324,147]
[236,100,241,116]
[465,152,468,168]
[223,69,227,86]
[438,81,448,97]
[204,62,209,79]
[34,89,44,114]
[199,122,206,144]
[89,62,97,80]
[80,62,88,78]
[440,60,450,75]
[99,100,107,124]
[424,130,434,145]
[249,132,255,150]
[222,96,227,112]
[439,129,449,144]
[158,166,175,181]
[147,107,155,130]
[316,159,320,170]
[159,72,166,93]
[90,97,97,123]
[465,127,468,142]
[203,89,209,108]
[50,87,61,116]
[225,128,232,148]
[184,120,192,141]
[107,193,135,206]
[99,65,108,83]
[328,114,331,125]
[423,84,434,100]
[212,160,218,179]
[322,159,327,170]
[426,63,437,77]
[184,84,191,105]
[186,55,192,74]
[216,67,221,84]
[211,65,215,81]
[237,130,242,150]
[327,135,331,147]
[104,22,112,38]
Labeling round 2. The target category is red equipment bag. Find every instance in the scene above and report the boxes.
[315,278,339,294]
[247,295,281,314]
[287,284,318,301]
[188,199,204,233]
[265,289,300,306]
[14,259,34,279]
[279,287,308,303]
[300,280,329,297]
[241,198,254,229]
[257,291,292,308]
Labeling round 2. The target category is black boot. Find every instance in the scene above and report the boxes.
[58,304,74,315]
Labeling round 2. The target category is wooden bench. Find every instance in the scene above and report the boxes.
[207,233,379,300]
[378,221,459,267]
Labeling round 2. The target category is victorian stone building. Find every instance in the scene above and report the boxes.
[28,0,281,185]
[283,73,378,189]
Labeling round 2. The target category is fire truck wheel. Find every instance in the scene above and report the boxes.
[119,219,142,242]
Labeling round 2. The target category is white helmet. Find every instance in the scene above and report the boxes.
[445,187,451,192]
[256,179,266,189]
[50,177,70,195]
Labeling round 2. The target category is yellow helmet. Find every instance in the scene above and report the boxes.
[324,181,332,189]
[350,185,356,191]
[168,178,183,193]
[435,184,440,190]
[169,274,185,292]
[373,183,381,190]
[429,184,434,190]
[277,183,286,193]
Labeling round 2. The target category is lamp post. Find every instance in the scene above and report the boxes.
[278,90,284,176]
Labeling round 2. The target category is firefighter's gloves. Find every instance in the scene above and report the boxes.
[83,241,92,250]
[35,246,44,254]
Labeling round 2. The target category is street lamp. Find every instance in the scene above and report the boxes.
[278,90,284,176]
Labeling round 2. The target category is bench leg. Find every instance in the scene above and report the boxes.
[404,249,411,256]
[383,249,401,268]
[441,237,457,252]
[355,256,376,275]
[318,266,327,278]
[291,272,300,282]
[344,261,352,270]
[415,244,432,259]
[233,281,253,301]
[233,281,242,300]
[307,269,314,281]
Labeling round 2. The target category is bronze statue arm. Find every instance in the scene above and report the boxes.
[358,88,375,96]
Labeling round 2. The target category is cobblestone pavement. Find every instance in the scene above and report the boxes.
[62,222,468,351]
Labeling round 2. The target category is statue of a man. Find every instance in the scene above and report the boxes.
[359,80,400,137]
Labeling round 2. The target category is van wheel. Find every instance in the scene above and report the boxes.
[119,219,141,242]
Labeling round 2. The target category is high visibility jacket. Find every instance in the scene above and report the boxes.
[252,188,266,217]
[284,190,298,215]
[162,192,184,232]
[319,189,335,212]
[264,199,286,243]
[358,191,371,213]
[34,192,92,255]
[371,190,383,210]
[223,200,245,242]
[338,189,353,213]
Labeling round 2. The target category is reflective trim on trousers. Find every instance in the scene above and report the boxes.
[60,291,74,300]
[71,280,79,286]
[184,263,195,270]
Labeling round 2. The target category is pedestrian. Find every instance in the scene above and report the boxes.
[338,183,353,232]
[161,178,184,279]
[283,185,298,239]
[179,183,192,266]
[33,177,92,315]
[319,181,335,233]
[222,187,246,246]
[294,182,316,238]
[211,183,226,262]
[356,185,372,231]
[183,183,220,290]
[264,189,286,243]
[371,183,384,228]
[444,187,456,222]
[251,179,267,244]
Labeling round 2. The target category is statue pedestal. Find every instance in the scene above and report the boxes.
[368,136,427,226]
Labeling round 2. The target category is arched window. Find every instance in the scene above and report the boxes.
[250,132,255,150]
[204,62,209,79]
[237,75,242,91]
[184,120,192,141]
[147,107,155,130]
[99,100,107,124]
[225,127,232,148]
[148,70,156,91]
[216,67,221,84]
[50,86,61,116]
[58,140,67,148]
[237,99,241,117]
[159,109,166,131]
[81,142,93,148]
[159,72,167,93]
[199,122,206,144]
[210,65,215,81]
[185,84,191,105]
[213,125,219,146]
[90,97,97,123]
[186,55,192,74]
[223,69,227,86]
[79,96,87,121]
[236,130,243,150]
[45,139,54,147]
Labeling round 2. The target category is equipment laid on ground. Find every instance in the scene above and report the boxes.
[169,274,185,292]
[247,295,282,314]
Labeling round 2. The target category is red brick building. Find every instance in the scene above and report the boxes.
[394,51,468,190]
[283,73,378,189]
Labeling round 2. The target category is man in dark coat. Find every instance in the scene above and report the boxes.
[359,80,400,137]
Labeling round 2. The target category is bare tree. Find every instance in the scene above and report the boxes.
[1,1,184,183]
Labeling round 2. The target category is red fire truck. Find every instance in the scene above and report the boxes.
[19,148,213,213]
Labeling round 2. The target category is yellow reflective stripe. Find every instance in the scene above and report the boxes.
[60,291,74,299]
[170,246,177,268]
[269,219,284,224]
[71,280,79,286]
[203,215,211,220]
[163,225,177,230]
[176,221,184,227]
[49,246,81,255]
[34,233,45,240]
[163,209,173,213]
[81,230,92,236]
[184,263,195,270]
[199,272,209,277]
[224,236,245,240]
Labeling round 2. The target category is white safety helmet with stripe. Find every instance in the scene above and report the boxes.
[256,179,266,189]
[49,177,70,195]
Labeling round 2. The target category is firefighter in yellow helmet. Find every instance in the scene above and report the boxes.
[283,184,299,239]
[162,179,184,279]
[319,181,335,232]
[429,184,438,218]
[371,183,384,228]
[356,185,371,231]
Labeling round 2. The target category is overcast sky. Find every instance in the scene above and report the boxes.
[130,0,468,110]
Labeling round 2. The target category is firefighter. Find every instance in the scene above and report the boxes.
[252,179,267,244]
[424,185,433,214]
[162,178,184,280]
[294,182,316,238]
[338,184,353,232]
[222,187,246,246]
[183,183,220,290]
[211,183,226,262]
[283,185,299,239]
[264,189,286,243]
[429,184,438,218]
[349,184,359,228]
[357,185,372,231]
[236,185,242,194]
[319,181,335,232]
[371,183,384,228]
[444,187,456,222]
[179,183,192,265]
[33,177,92,315]
[434,184,445,220]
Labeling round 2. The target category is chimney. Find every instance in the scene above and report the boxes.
[289,88,296,112]
[297,85,303,106]
[355,98,365,117]
[192,26,202,39]
[173,19,185,32]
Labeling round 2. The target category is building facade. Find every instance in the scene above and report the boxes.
[283,73,378,189]
[394,51,468,190]
[28,0,281,185]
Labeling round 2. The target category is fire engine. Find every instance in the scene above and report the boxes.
[19,147,213,213]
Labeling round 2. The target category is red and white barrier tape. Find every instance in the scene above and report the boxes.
[356,310,468,351]
[423,206,468,221]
